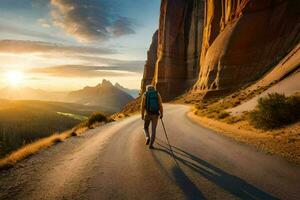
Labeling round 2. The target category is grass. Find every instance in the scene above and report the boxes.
[191,81,278,124]
[57,112,88,121]
[0,132,71,170]
[217,111,230,119]
[250,93,300,129]
[0,110,113,170]
[0,99,105,158]
[189,111,300,165]
[194,91,300,130]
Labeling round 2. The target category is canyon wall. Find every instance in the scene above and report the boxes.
[141,0,300,100]
[141,30,158,92]
[194,0,300,95]
[153,0,204,100]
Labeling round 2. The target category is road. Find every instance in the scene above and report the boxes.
[1,105,300,200]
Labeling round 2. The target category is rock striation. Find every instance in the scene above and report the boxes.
[141,0,300,100]
[194,0,300,96]
[153,0,204,100]
[141,30,158,93]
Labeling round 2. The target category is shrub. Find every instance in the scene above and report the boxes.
[71,131,78,137]
[217,111,230,119]
[250,93,300,129]
[52,137,63,144]
[85,112,108,128]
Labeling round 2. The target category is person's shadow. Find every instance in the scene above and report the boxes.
[151,139,279,200]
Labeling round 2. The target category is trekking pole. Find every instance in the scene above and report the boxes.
[160,118,179,166]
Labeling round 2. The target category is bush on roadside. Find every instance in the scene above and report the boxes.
[250,93,300,129]
[217,111,230,119]
[85,112,109,128]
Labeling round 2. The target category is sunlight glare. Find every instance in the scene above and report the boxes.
[5,71,25,87]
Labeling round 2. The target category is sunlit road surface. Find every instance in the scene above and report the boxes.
[1,104,300,200]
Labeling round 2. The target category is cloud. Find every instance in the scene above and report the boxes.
[49,0,136,43]
[0,23,64,42]
[38,18,51,28]
[28,65,139,77]
[107,17,136,37]
[0,39,144,74]
[55,55,145,72]
[0,40,114,55]
[31,0,49,8]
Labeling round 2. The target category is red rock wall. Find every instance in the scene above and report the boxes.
[141,0,299,100]
[153,0,204,100]
[194,0,300,95]
[141,30,158,93]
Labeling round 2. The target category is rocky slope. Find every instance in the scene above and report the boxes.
[114,83,139,98]
[141,0,300,100]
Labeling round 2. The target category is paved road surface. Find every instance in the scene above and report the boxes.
[1,105,300,200]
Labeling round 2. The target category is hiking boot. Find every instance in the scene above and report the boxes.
[146,137,150,145]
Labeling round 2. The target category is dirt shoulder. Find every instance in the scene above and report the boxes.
[187,108,300,166]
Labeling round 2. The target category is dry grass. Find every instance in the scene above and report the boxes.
[0,99,97,157]
[0,115,106,170]
[0,131,71,170]
[186,91,300,165]
[188,109,300,165]
[175,82,300,166]
[175,80,276,122]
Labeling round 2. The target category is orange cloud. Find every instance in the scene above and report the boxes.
[0,40,114,55]
[28,65,139,77]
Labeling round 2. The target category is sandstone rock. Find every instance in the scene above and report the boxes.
[194,0,300,96]
[141,0,299,101]
[153,0,204,100]
[246,43,300,93]
[141,30,158,93]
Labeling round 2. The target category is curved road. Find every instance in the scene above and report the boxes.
[1,105,300,200]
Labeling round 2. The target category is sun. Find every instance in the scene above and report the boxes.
[5,71,25,88]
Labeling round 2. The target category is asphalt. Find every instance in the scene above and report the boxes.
[1,104,299,200]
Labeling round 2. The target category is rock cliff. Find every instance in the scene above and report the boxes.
[153,0,204,100]
[194,0,300,96]
[141,30,158,93]
[141,0,300,100]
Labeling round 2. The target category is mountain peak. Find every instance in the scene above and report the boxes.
[101,79,113,87]
[114,82,123,89]
[114,83,140,98]
[67,80,134,112]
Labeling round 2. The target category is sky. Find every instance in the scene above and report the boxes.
[0,0,160,91]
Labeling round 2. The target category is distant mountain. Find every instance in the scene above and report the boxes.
[67,79,134,113]
[0,80,135,113]
[114,83,140,98]
[0,87,66,102]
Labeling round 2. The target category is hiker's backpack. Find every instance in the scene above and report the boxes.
[145,90,159,114]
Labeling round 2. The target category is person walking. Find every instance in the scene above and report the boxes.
[141,85,163,149]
